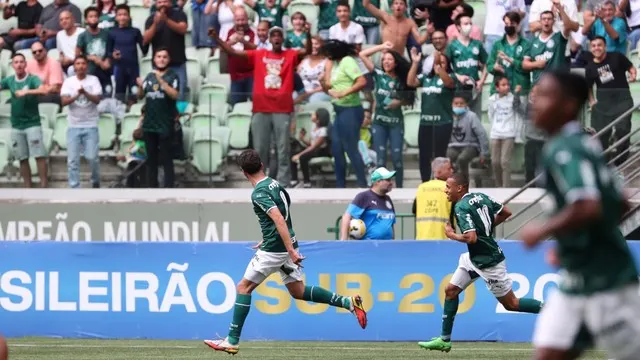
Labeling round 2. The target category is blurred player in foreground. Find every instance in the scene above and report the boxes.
[520,70,640,360]
[419,173,543,353]
[204,149,368,355]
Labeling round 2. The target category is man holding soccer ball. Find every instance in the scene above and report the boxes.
[339,167,397,240]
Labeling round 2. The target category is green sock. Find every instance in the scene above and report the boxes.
[303,285,350,310]
[227,294,251,345]
[518,298,543,314]
[441,298,459,341]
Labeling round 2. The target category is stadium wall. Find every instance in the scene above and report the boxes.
[0,188,556,241]
[2,240,639,342]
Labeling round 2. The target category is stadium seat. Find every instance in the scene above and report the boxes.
[206,55,221,76]
[196,48,212,75]
[226,112,252,149]
[198,84,228,119]
[130,5,149,31]
[301,101,333,121]
[16,49,33,61]
[38,103,59,129]
[630,81,640,105]
[140,56,152,78]
[186,58,202,103]
[190,130,225,175]
[189,112,222,130]
[207,73,231,90]
[510,143,525,174]
[47,48,60,61]
[0,49,11,77]
[0,17,16,38]
[403,109,420,148]
[232,101,253,113]
[121,114,141,140]
[53,114,68,149]
[294,111,314,143]
[209,126,231,155]
[98,114,117,150]
[481,83,491,112]
[0,115,11,128]
[0,139,9,176]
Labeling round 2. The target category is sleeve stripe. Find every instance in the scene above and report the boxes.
[463,229,476,233]
[265,206,278,214]
[496,204,504,215]
[565,188,600,204]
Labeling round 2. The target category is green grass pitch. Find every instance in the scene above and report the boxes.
[6,338,610,359]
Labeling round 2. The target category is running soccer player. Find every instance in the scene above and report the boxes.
[520,70,640,360]
[418,173,543,353]
[204,149,368,354]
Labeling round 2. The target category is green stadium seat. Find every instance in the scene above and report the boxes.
[0,89,10,104]
[206,55,221,76]
[186,58,202,103]
[191,130,225,175]
[226,112,252,149]
[294,111,314,143]
[129,102,145,115]
[198,83,228,117]
[140,56,152,79]
[403,109,420,148]
[232,101,253,113]
[121,114,141,141]
[207,73,231,89]
[130,5,149,31]
[47,48,60,61]
[630,81,640,105]
[38,103,59,129]
[0,115,11,128]
[0,49,11,78]
[53,114,68,149]
[190,113,222,130]
[0,139,9,176]
[196,48,212,75]
[98,114,117,150]
[301,101,333,121]
[510,143,525,174]
[16,49,33,61]
[481,83,491,112]
[0,18,17,40]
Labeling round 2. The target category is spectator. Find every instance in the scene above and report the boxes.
[0,0,42,51]
[339,167,397,240]
[56,10,85,74]
[445,3,482,42]
[26,41,64,103]
[285,12,309,49]
[523,8,576,85]
[430,0,463,31]
[210,26,311,186]
[528,0,579,58]
[97,0,117,29]
[422,29,448,75]
[329,1,365,47]
[297,36,330,103]
[143,0,188,101]
[191,0,213,49]
[290,108,331,187]
[135,48,180,188]
[77,7,112,95]
[244,0,290,28]
[488,77,523,187]
[362,0,428,55]
[411,157,454,240]
[407,47,457,182]
[0,53,49,188]
[487,11,531,96]
[255,20,272,50]
[321,40,368,188]
[483,0,525,54]
[60,56,103,189]
[582,1,627,54]
[107,4,146,104]
[583,0,619,19]
[204,0,241,42]
[621,0,640,50]
[523,89,545,183]
[446,93,489,179]
[226,7,257,106]
[445,12,488,119]
[314,0,339,40]
[36,0,82,50]
[585,35,636,166]
[118,127,148,187]
[359,41,415,188]
[352,0,380,44]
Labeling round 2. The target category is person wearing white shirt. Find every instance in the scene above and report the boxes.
[56,9,84,75]
[620,0,640,49]
[60,56,103,189]
[329,2,365,46]
[483,0,526,54]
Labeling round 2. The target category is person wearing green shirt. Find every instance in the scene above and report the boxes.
[0,53,49,188]
[521,70,640,360]
[135,48,180,188]
[351,0,380,44]
[284,12,309,49]
[314,0,339,39]
[359,41,415,188]
[244,0,291,28]
[486,11,531,96]
[77,6,112,95]
[522,6,577,86]
[408,48,457,182]
[321,40,367,188]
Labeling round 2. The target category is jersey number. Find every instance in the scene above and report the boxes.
[279,191,289,221]
[476,205,492,237]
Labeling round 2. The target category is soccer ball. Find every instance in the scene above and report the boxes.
[349,219,366,239]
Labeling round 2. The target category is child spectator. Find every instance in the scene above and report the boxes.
[358,108,377,172]
[290,108,331,188]
[285,12,308,49]
[446,93,489,179]
[116,126,148,187]
[107,4,146,104]
[488,76,523,187]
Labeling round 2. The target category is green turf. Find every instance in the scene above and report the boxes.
[6,338,610,359]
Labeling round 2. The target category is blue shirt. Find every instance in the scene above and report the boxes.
[347,190,396,240]
[589,17,628,54]
[106,26,147,67]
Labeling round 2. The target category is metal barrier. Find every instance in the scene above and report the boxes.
[326,213,416,240]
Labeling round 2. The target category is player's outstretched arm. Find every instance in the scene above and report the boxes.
[266,207,304,264]
[494,205,512,226]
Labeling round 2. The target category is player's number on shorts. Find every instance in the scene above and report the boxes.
[279,191,289,221]
[476,205,492,236]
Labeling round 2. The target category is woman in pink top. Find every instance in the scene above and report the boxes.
[445,4,482,42]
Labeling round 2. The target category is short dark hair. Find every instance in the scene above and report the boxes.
[503,10,521,24]
[84,6,99,18]
[540,10,554,19]
[12,53,26,61]
[591,35,607,44]
[453,92,469,103]
[546,70,589,118]
[258,20,271,28]
[237,149,263,175]
[115,3,130,14]
[449,172,469,189]
[133,127,144,140]
[494,75,509,86]
[74,55,88,63]
[336,0,350,9]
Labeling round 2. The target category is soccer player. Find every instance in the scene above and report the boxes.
[204,149,368,354]
[418,172,543,353]
[520,70,640,360]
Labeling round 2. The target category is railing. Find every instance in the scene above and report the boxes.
[500,100,640,240]
[326,213,415,240]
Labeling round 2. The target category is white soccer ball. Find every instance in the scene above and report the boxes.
[349,219,366,239]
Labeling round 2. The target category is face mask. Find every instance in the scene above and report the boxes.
[504,25,516,36]
[460,24,472,36]
[453,107,466,115]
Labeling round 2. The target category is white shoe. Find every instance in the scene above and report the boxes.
[204,337,239,354]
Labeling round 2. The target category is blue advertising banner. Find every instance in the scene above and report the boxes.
[0,241,639,342]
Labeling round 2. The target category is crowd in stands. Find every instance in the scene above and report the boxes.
[0,0,638,188]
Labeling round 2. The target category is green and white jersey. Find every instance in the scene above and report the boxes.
[351,0,379,28]
[77,29,109,75]
[445,39,488,81]
[542,121,638,295]
[284,30,307,49]
[141,70,179,134]
[416,73,456,125]
[254,3,285,28]
[454,192,506,269]
[372,68,403,126]
[317,0,339,31]
[0,74,42,130]
[252,176,298,253]
[526,31,569,85]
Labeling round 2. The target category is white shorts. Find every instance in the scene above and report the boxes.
[533,284,640,359]
[449,252,513,298]
[243,249,304,285]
